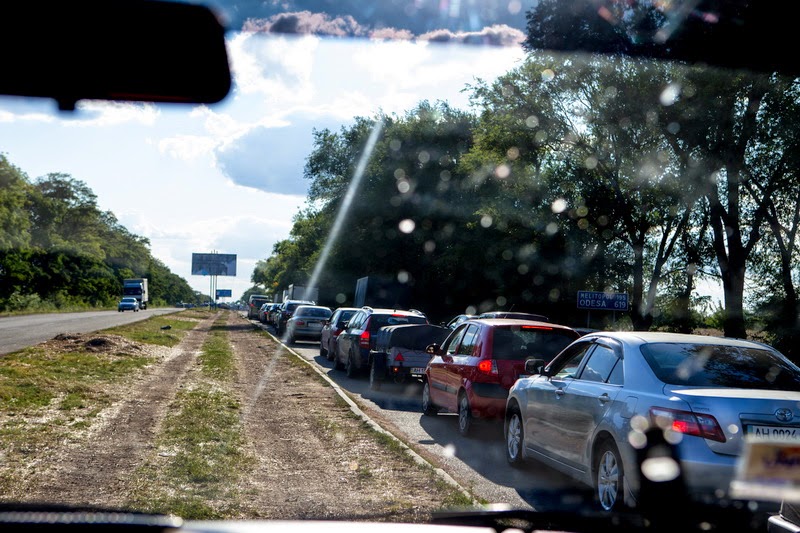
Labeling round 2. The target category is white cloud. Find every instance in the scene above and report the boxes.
[227,32,318,105]
[0,109,55,124]
[66,101,160,127]
[157,135,218,161]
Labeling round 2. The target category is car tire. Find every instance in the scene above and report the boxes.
[369,360,382,391]
[333,348,345,371]
[346,349,358,378]
[421,380,438,416]
[595,439,624,512]
[325,341,336,361]
[457,392,472,437]
[319,341,327,358]
[506,405,524,467]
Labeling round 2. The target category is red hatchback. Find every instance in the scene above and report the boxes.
[422,318,579,436]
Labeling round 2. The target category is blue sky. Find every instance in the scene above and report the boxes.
[0,33,527,301]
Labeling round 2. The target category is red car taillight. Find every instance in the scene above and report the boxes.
[649,407,726,443]
[359,330,370,349]
[295,320,305,326]
[477,359,498,374]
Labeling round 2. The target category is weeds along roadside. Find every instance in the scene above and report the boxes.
[0,310,208,498]
[127,314,252,519]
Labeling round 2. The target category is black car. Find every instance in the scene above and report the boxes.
[334,307,428,378]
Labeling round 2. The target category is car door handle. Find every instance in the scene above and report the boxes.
[598,393,610,403]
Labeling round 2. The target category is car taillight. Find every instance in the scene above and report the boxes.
[649,407,726,443]
[295,320,305,326]
[478,359,498,374]
[359,330,370,348]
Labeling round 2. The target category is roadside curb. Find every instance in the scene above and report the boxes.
[251,318,479,506]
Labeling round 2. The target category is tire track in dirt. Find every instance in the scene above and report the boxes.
[19,313,219,508]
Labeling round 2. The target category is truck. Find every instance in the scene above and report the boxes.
[354,275,411,309]
[122,278,149,310]
[283,284,318,303]
[368,323,450,390]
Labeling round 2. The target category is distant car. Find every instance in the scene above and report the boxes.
[247,294,271,320]
[257,302,272,323]
[478,311,549,322]
[275,299,316,335]
[335,307,428,378]
[443,314,476,330]
[263,303,281,325]
[118,297,140,312]
[423,318,578,436]
[504,331,800,512]
[320,307,360,361]
[285,305,333,343]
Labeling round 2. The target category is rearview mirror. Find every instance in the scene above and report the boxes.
[3,1,232,111]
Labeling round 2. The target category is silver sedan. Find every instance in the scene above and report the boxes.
[504,331,800,512]
[284,305,332,343]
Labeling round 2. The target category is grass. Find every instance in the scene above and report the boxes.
[0,347,154,412]
[127,316,252,519]
[0,313,205,500]
[103,315,199,347]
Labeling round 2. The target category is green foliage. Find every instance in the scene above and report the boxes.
[262,45,800,345]
[0,157,196,313]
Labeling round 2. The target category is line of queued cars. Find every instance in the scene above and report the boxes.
[246,299,800,514]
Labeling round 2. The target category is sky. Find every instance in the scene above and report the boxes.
[0,31,528,302]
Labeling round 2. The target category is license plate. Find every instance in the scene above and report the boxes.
[411,367,425,375]
[747,425,800,441]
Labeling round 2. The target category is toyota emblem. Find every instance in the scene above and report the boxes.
[776,408,794,422]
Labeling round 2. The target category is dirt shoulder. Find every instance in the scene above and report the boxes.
[0,311,469,521]
[222,312,469,521]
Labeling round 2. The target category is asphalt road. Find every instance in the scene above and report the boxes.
[254,317,592,512]
[0,307,184,355]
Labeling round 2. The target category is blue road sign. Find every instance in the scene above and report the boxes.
[577,291,629,311]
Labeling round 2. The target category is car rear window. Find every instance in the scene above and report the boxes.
[491,327,578,361]
[640,342,800,390]
[369,314,427,331]
[298,307,332,318]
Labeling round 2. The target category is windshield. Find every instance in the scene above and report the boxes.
[0,0,797,528]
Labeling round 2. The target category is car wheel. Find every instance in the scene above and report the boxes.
[345,349,358,378]
[325,340,336,361]
[595,440,624,512]
[506,406,524,467]
[369,360,382,391]
[319,341,327,358]
[421,380,438,416]
[457,392,472,437]
[333,347,345,370]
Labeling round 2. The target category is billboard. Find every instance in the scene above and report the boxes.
[216,289,232,298]
[191,253,237,276]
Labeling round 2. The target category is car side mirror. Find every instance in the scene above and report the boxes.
[425,343,439,355]
[525,358,546,375]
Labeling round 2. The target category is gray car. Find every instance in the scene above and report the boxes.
[504,331,800,512]
[285,305,332,343]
